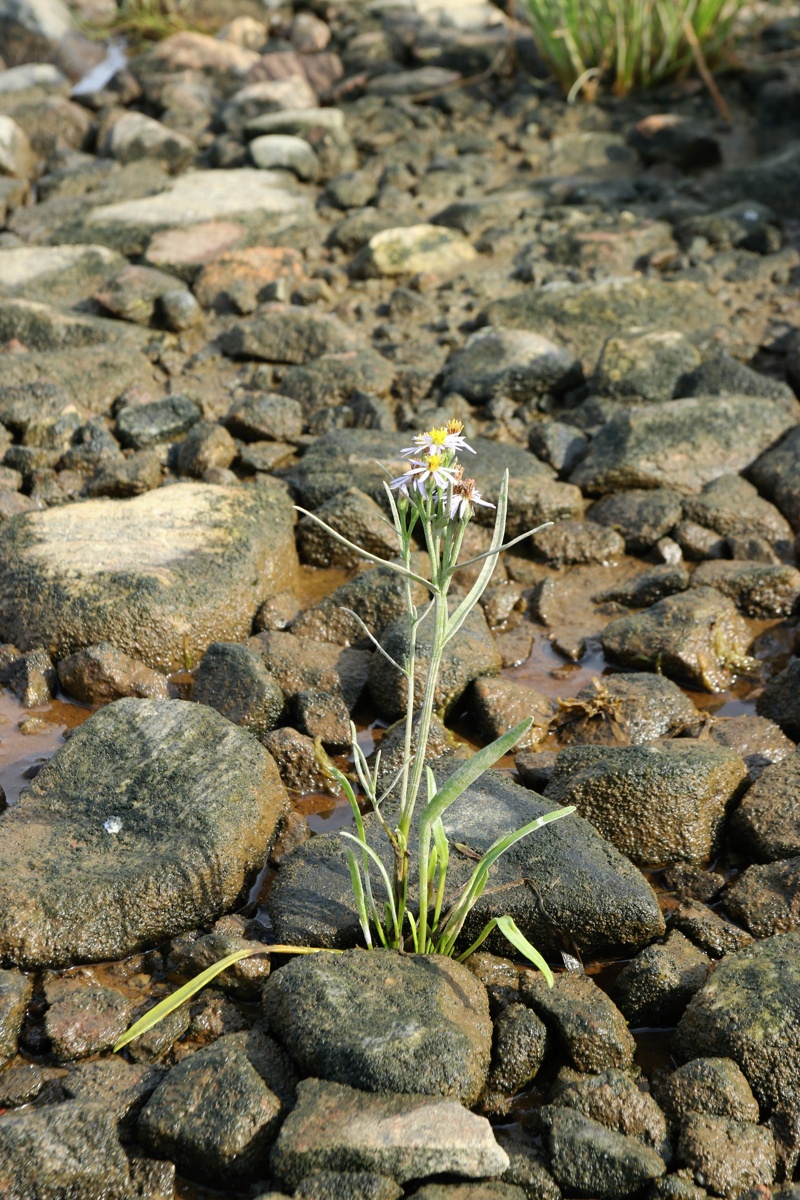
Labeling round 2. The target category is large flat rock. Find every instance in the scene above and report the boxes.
[83,169,313,254]
[0,698,288,968]
[0,480,298,671]
[268,768,665,960]
[570,395,800,495]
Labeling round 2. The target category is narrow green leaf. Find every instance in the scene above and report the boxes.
[420,719,533,826]
[346,847,373,949]
[113,945,332,1051]
[494,915,555,986]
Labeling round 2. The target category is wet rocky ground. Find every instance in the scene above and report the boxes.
[2,0,800,1196]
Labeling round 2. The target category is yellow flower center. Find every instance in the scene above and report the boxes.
[446,419,464,435]
[425,453,443,471]
[426,428,448,446]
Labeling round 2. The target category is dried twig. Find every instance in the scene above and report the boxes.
[682,13,732,125]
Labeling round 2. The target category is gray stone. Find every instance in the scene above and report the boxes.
[411,1187,526,1200]
[601,587,754,693]
[369,604,501,719]
[291,564,428,646]
[443,328,581,403]
[588,488,683,554]
[350,223,477,279]
[725,857,800,938]
[548,1066,669,1155]
[262,727,331,794]
[672,901,754,959]
[657,1058,760,1129]
[62,1058,165,1136]
[280,350,395,414]
[175,422,236,476]
[6,645,56,707]
[596,565,690,608]
[94,264,188,327]
[169,920,272,1003]
[57,643,172,703]
[193,641,284,739]
[705,714,794,783]
[545,741,746,867]
[520,971,634,1073]
[0,115,35,180]
[0,968,32,1068]
[0,698,287,967]
[543,1107,666,1197]
[293,1172,402,1200]
[674,933,800,1160]
[138,1041,283,1184]
[116,395,200,450]
[0,244,126,307]
[86,450,164,499]
[291,430,567,540]
[44,981,131,1061]
[485,1003,548,1097]
[222,303,359,364]
[730,750,800,861]
[530,519,624,567]
[749,425,800,532]
[494,1132,560,1200]
[757,659,800,739]
[481,278,723,367]
[677,1115,775,1198]
[595,329,701,401]
[84,169,309,256]
[0,297,148,352]
[298,487,397,569]
[528,419,588,474]
[250,134,319,180]
[0,480,298,672]
[570,396,799,495]
[612,930,712,1026]
[270,1078,509,1189]
[676,353,794,401]
[691,561,800,618]
[683,475,794,554]
[103,111,195,174]
[268,768,664,959]
[0,1101,130,1197]
[244,108,355,179]
[0,1061,43,1108]
[225,392,304,442]
[471,677,554,750]
[264,951,491,1106]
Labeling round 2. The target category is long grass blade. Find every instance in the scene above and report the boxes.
[114,945,332,1050]
[420,719,533,827]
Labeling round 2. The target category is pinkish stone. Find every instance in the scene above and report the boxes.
[144,221,248,283]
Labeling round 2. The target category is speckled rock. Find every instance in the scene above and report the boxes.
[520,971,635,1073]
[708,714,795,783]
[601,588,754,693]
[677,1115,775,1198]
[749,425,800,532]
[44,980,131,1061]
[115,394,200,449]
[757,660,800,740]
[0,481,298,671]
[594,329,701,402]
[544,741,747,867]
[293,1172,401,1200]
[57,643,172,703]
[443,328,581,403]
[0,1100,131,1198]
[0,968,32,1068]
[612,931,711,1027]
[672,901,754,959]
[222,303,359,364]
[691,561,800,618]
[268,769,664,960]
[62,1058,166,1137]
[682,474,794,554]
[725,857,800,938]
[530,519,624,568]
[138,1041,283,1184]
[350,224,477,278]
[471,677,555,750]
[595,564,690,608]
[730,750,800,860]
[297,487,397,569]
[270,1078,509,1189]
[547,1066,669,1156]
[263,951,492,1106]
[551,673,699,747]
[368,604,501,719]
[657,1058,760,1129]
[484,1003,548,1099]
[674,934,800,1172]
[0,698,287,967]
[570,396,799,495]
[193,641,284,739]
[589,488,683,553]
[542,1107,666,1197]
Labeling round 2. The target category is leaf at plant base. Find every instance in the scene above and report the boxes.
[494,914,555,987]
[113,945,330,1051]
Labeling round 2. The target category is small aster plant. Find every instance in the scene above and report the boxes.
[113,423,574,1052]
[295,420,575,971]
